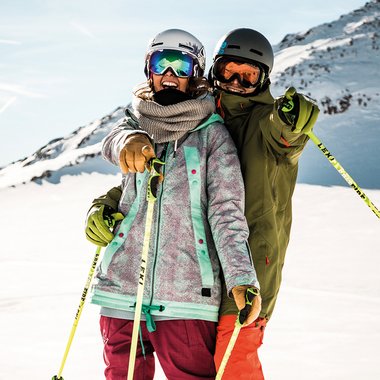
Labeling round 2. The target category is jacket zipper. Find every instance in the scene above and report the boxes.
[272,154,280,202]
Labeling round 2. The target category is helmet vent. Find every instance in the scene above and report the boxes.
[227,44,240,49]
[152,42,164,47]
[249,48,263,56]
[178,43,193,51]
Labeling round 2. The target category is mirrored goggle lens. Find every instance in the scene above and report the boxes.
[213,58,262,88]
[149,50,194,78]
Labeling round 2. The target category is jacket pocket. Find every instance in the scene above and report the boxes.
[184,146,214,291]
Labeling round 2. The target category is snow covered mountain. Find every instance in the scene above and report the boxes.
[0,106,124,188]
[271,0,380,188]
[1,0,379,189]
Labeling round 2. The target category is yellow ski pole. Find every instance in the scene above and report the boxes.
[281,87,379,220]
[52,246,102,380]
[216,288,259,380]
[306,131,380,219]
[127,158,165,380]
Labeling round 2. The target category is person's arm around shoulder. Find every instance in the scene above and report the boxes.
[102,116,156,173]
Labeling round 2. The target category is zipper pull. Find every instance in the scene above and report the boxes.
[173,140,178,158]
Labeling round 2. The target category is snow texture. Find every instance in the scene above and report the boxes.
[1,175,379,379]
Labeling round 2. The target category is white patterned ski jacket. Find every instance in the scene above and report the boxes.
[91,110,259,325]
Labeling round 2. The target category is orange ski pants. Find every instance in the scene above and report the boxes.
[214,315,267,380]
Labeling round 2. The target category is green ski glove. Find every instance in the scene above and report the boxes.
[85,205,124,247]
[278,86,320,134]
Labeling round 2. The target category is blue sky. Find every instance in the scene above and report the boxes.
[0,0,368,166]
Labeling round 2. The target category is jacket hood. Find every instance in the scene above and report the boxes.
[191,112,224,132]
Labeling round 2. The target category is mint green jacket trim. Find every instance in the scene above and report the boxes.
[100,171,147,274]
[91,289,219,322]
[191,113,224,132]
[184,146,214,289]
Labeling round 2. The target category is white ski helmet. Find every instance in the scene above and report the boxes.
[144,29,206,78]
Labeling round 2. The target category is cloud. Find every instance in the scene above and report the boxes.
[0,97,17,114]
[70,21,96,39]
[0,39,21,45]
[0,83,45,98]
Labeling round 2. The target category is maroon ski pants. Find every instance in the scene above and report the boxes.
[100,316,217,380]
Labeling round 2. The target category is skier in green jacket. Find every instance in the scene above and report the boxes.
[86,28,319,379]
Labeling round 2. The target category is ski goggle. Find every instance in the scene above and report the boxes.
[149,49,195,78]
[213,57,263,88]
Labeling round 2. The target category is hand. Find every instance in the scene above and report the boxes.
[231,285,262,326]
[278,87,320,134]
[85,205,124,247]
[119,134,156,174]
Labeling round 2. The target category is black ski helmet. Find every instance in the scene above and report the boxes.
[211,28,274,88]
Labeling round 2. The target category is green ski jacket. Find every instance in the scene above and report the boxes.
[216,88,309,320]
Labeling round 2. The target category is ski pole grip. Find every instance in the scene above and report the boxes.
[146,158,165,202]
[285,86,296,100]
[238,287,259,325]
[281,86,297,113]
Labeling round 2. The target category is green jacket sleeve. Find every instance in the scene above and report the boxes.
[259,102,310,163]
[91,185,123,211]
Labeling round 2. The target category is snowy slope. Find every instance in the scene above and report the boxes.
[1,175,379,379]
[0,0,379,190]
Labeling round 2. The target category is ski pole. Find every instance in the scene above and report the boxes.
[52,246,102,380]
[127,158,165,380]
[216,288,259,380]
[281,87,380,220]
[306,131,380,219]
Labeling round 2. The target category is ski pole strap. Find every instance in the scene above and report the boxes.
[238,287,259,326]
[279,87,298,127]
[104,211,124,228]
[282,87,296,109]
[306,131,380,219]
[147,158,165,202]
